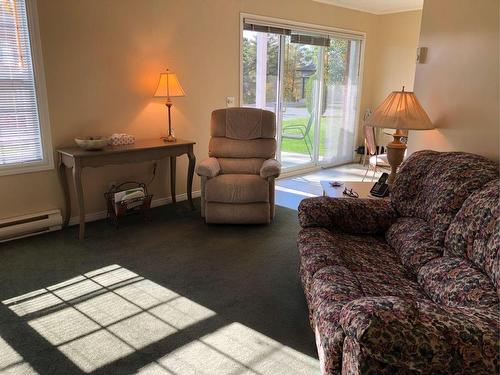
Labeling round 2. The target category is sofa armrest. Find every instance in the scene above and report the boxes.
[339,297,497,373]
[260,158,281,178]
[298,196,396,234]
[196,157,220,178]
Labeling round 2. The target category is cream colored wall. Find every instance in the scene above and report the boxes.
[407,0,500,161]
[0,0,420,220]
[367,10,422,145]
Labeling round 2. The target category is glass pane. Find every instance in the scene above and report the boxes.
[319,38,361,166]
[280,37,320,170]
[242,30,279,113]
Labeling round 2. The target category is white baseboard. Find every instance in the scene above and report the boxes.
[68,190,201,226]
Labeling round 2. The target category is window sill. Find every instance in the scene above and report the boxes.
[0,160,54,177]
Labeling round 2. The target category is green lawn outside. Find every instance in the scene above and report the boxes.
[281,117,334,156]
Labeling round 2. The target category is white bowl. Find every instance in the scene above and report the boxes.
[75,137,109,150]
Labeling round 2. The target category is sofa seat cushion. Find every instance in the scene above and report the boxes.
[298,228,427,314]
[418,257,498,308]
[310,265,425,375]
[445,179,500,289]
[205,174,268,203]
[386,217,443,275]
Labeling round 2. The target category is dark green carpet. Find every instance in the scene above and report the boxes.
[0,200,318,374]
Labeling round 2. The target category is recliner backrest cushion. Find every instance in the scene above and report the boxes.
[209,108,277,160]
[444,179,499,290]
[391,150,498,244]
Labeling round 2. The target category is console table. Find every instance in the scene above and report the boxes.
[57,139,196,239]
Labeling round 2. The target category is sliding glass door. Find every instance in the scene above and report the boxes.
[242,19,363,172]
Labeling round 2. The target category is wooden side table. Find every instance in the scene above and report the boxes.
[57,139,196,239]
[320,181,389,200]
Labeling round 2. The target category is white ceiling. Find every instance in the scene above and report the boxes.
[313,0,423,14]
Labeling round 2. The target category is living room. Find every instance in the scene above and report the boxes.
[0,0,498,374]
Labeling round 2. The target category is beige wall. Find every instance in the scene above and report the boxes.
[0,0,421,220]
[370,10,422,144]
[407,0,500,161]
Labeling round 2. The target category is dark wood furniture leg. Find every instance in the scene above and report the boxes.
[58,156,71,226]
[170,157,176,203]
[72,161,85,240]
[187,148,196,210]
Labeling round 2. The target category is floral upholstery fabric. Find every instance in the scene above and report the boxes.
[391,150,498,244]
[418,257,498,308]
[445,179,500,289]
[386,217,443,275]
[298,197,397,234]
[297,151,500,375]
[339,297,498,374]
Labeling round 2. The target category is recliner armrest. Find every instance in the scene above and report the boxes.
[298,196,397,234]
[260,158,281,178]
[196,157,220,178]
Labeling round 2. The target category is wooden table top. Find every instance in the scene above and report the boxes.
[320,180,387,200]
[57,138,195,157]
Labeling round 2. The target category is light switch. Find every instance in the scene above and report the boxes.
[226,96,235,107]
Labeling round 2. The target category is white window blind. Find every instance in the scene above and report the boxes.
[0,0,43,166]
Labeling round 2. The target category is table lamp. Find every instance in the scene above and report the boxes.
[154,69,185,142]
[365,87,434,185]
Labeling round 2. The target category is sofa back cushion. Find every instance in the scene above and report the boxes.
[391,150,498,244]
[445,179,499,290]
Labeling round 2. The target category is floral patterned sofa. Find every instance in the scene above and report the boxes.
[297,150,499,374]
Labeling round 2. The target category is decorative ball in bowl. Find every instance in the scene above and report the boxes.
[74,137,109,151]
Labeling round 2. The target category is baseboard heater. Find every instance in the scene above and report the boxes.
[0,210,62,242]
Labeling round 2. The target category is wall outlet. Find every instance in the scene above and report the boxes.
[226,96,235,107]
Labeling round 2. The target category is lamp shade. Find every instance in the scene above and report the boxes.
[365,89,433,130]
[153,70,185,98]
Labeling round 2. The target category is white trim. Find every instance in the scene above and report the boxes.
[240,13,366,40]
[312,0,422,15]
[67,191,201,226]
[0,0,54,177]
[239,13,364,173]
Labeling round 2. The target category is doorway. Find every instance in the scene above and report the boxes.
[241,17,364,172]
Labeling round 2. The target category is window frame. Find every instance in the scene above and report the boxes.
[239,13,367,173]
[0,0,53,177]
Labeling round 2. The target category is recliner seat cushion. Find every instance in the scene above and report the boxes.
[205,174,269,203]
[391,150,498,244]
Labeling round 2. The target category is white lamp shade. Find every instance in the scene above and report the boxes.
[154,70,186,98]
[365,89,434,130]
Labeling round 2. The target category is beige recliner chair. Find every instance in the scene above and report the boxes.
[196,108,281,224]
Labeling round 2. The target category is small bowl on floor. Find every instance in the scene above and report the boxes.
[75,137,109,151]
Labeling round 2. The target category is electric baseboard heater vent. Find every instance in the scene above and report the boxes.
[0,209,62,242]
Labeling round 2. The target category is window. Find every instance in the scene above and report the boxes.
[0,0,52,176]
[241,15,364,171]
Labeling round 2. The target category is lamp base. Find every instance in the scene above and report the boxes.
[162,134,176,142]
[386,129,407,186]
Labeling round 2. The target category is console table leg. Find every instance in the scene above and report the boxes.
[170,157,176,204]
[58,158,71,227]
[72,164,85,240]
[187,149,196,210]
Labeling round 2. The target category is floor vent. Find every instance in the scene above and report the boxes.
[0,210,62,242]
